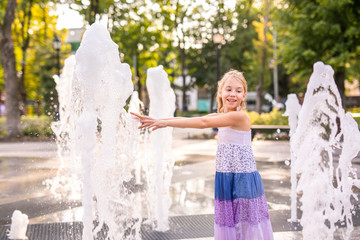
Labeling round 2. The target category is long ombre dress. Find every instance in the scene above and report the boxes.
[214,127,273,240]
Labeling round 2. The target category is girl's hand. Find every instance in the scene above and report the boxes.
[130,112,167,131]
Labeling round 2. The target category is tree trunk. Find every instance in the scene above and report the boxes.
[210,88,216,113]
[0,0,21,138]
[255,0,270,113]
[19,0,34,115]
[180,47,187,112]
[19,51,27,115]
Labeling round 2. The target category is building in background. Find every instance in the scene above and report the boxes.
[66,28,85,53]
[345,79,360,109]
[173,75,198,112]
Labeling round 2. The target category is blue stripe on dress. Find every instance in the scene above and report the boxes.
[215,171,264,200]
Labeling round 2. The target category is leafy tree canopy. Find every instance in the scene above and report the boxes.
[276,0,360,94]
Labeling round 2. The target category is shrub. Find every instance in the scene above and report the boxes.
[0,118,5,137]
[247,109,288,125]
[354,117,360,128]
[21,116,54,138]
[0,116,54,139]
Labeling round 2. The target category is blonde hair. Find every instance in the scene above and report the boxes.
[216,70,247,113]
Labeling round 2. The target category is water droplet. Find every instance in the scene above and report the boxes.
[285,160,290,166]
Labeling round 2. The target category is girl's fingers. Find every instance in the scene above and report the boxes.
[130,112,141,118]
[138,123,151,129]
[141,119,154,123]
[130,112,153,121]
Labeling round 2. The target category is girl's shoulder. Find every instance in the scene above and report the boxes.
[227,111,251,130]
[227,110,250,120]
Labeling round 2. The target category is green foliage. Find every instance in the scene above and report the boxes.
[0,115,54,138]
[275,0,360,94]
[354,117,360,128]
[20,115,54,137]
[26,105,37,116]
[0,1,65,118]
[0,117,5,136]
[108,0,175,90]
[348,107,360,113]
[0,0,6,25]
[247,109,288,125]
[189,0,262,110]
[349,107,360,128]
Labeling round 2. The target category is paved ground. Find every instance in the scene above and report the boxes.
[1,128,360,239]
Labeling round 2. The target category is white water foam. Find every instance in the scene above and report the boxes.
[50,24,176,239]
[283,93,302,222]
[71,23,143,239]
[290,61,360,240]
[7,210,29,240]
[46,55,82,200]
[144,66,176,231]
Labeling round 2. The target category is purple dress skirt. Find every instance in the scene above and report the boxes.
[214,128,273,240]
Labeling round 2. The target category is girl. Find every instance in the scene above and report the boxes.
[131,70,273,240]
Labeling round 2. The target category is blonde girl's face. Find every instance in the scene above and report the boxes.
[219,78,246,112]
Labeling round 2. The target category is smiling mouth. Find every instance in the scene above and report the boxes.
[227,99,237,102]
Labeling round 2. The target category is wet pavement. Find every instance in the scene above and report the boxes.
[1,128,360,239]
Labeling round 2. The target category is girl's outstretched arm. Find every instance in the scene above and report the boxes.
[130,111,249,131]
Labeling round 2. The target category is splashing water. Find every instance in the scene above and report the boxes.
[283,93,302,222]
[7,210,29,240]
[290,61,360,239]
[143,66,176,231]
[45,55,82,200]
[128,91,144,185]
[71,23,144,239]
[49,24,177,239]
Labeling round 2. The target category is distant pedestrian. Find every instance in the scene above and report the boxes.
[131,70,273,240]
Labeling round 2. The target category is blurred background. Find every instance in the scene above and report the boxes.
[0,0,359,140]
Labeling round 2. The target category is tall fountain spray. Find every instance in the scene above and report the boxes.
[49,23,177,239]
[283,94,301,222]
[47,55,82,200]
[290,61,360,239]
[128,91,143,185]
[71,23,145,239]
[144,66,176,231]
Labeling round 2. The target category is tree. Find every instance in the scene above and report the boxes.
[66,0,114,25]
[0,0,21,138]
[23,2,64,117]
[14,0,34,114]
[276,0,360,104]
[189,0,260,111]
[255,0,270,113]
[109,0,170,104]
